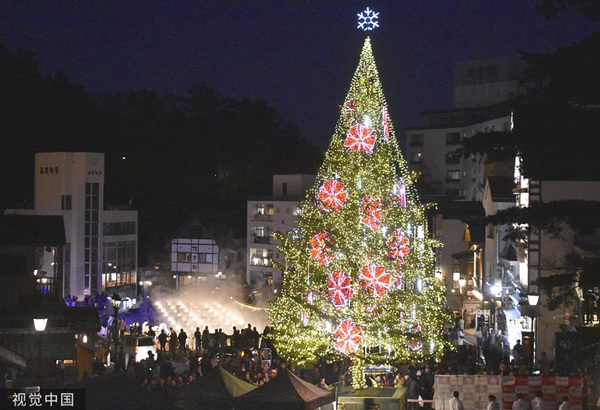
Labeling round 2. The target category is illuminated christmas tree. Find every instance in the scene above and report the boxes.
[269,37,450,388]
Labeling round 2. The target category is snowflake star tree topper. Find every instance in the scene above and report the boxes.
[357,7,379,31]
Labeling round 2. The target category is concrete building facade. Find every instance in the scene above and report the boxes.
[6,152,138,298]
[246,174,314,292]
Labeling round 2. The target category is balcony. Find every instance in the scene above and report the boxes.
[252,214,272,222]
[253,236,272,245]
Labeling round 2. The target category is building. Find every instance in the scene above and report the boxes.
[169,215,219,288]
[405,56,521,201]
[514,175,600,362]
[453,56,522,109]
[5,152,138,299]
[406,106,512,201]
[431,201,485,314]
[0,214,99,383]
[246,174,314,292]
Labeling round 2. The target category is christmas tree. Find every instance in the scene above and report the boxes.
[269,37,450,388]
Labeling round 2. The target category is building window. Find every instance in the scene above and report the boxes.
[249,248,273,267]
[410,152,423,164]
[198,253,213,263]
[445,132,461,145]
[282,183,287,196]
[446,170,460,181]
[103,221,137,236]
[85,183,99,293]
[409,134,424,146]
[445,151,461,164]
[61,195,72,210]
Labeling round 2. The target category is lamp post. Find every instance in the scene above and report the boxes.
[527,293,539,365]
[111,293,121,364]
[33,318,48,386]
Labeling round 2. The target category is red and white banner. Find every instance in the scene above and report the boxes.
[502,376,583,410]
[434,375,583,410]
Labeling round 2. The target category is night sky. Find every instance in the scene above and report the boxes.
[1,1,598,147]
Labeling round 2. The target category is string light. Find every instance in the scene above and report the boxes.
[269,37,450,388]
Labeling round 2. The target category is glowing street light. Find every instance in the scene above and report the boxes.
[33,318,48,386]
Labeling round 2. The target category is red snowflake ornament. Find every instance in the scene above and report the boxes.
[344,123,376,155]
[360,195,382,230]
[359,263,392,298]
[308,231,336,267]
[318,178,348,213]
[334,319,362,356]
[386,228,410,264]
[382,106,390,141]
[328,270,354,307]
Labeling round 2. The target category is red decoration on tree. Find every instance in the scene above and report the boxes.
[360,195,382,230]
[334,319,362,355]
[359,263,392,298]
[308,231,336,267]
[382,106,390,141]
[390,269,403,289]
[318,178,348,213]
[408,338,423,351]
[386,228,410,264]
[344,99,357,113]
[328,270,354,307]
[394,179,407,208]
[302,312,309,326]
[344,123,376,155]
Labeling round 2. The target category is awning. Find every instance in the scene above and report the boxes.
[0,345,27,368]
[504,307,521,320]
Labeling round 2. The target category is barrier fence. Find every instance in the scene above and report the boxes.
[433,375,583,410]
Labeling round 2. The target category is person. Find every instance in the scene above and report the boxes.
[405,372,420,410]
[119,318,126,339]
[421,367,435,409]
[487,394,500,410]
[449,391,465,410]
[316,377,328,388]
[558,396,569,410]
[194,327,202,353]
[202,326,210,352]
[531,391,543,410]
[512,393,529,410]
[178,328,188,359]
[512,340,524,364]
[169,328,178,360]
[158,329,167,353]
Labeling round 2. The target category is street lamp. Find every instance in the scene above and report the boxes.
[527,293,539,306]
[527,292,539,367]
[111,293,121,363]
[33,318,48,386]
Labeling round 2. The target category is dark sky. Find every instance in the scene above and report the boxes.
[1,1,598,147]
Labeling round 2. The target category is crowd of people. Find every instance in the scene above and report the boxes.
[88,308,598,409]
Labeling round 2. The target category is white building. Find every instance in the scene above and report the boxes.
[453,56,522,109]
[406,56,520,201]
[169,216,219,287]
[5,152,138,298]
[406,109,512,201]
[246,174,314,291]
[514,175,600,361]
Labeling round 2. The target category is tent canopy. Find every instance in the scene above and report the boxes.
[174,365,257,410]
[234,369,334,410]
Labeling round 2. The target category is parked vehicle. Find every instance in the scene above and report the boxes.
[122,335,157,367]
